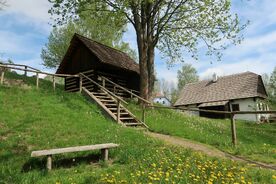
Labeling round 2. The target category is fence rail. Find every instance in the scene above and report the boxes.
[145,104,276,146]
[0,64,79,90]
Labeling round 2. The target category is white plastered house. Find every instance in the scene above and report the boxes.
[174,72,269,122]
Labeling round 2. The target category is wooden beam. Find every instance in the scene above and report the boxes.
[142,104,146,123]
[36,73,39,89]
[79,75,82,92]
[31,143,119,157]
[117,100,120,123]
[102,78,105,88]
[52,76,56,91]
[0,71,4,85]
[24,66,27,76]
[101,149,108,161]
[0,64,79,78]
[230,114,237,146]
[47,155,52,170]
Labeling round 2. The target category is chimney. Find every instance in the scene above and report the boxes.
[212,73,218,82]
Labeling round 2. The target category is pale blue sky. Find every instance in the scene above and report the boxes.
[0,0,275,85]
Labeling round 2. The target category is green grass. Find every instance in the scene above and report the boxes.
[127,103,276,164]
[0,72,275,183]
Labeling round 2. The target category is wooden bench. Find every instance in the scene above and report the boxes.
[31,143,119,170]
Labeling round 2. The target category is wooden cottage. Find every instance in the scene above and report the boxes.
[174,72,268,122]
[56,34,140,97]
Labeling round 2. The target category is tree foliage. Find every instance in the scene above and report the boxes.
[177,64,199,91]
[154,78,176,101]
[42,8,137,68]
[48,0,246,100]
[269,67,276,99]
[262,68,276,104]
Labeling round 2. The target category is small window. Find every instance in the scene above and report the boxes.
[232,104,240,111]
[162,101,165,104]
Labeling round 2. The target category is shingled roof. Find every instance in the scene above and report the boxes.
[57,34,139,74]
[174,72,268,106]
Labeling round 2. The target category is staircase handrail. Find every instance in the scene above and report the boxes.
[100,76,151,105]
[80,73,128,105]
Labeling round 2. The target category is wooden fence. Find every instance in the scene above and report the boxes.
[144,105,276,146]
[0,63,79,90]
[1,63,275,146]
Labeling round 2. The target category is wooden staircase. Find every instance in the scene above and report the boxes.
[80,74,148,128]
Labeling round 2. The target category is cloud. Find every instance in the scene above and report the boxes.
[224,31,276,60]
[3,0,52,33]
[199,58,275,80]
[156,67,178,85]
[6,0,51,22]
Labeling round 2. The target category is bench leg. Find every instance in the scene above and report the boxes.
[47,155,52,170]
[101,148,108,161]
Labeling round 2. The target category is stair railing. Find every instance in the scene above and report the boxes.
[100,76,152,105]
[80,73,128,123]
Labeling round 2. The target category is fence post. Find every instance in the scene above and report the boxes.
[52,76,56,91]
[36,72,39,89]
[230,113,237,146]
[142,104,146,123]
[130,90,133,99]
[102,78,105,88]
[117,100,120,123]
[79,75,83,92]
[0,70,4,85]
[24,66,27,76]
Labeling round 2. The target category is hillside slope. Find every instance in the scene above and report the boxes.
[128,103,276,164]
[0,73,275,183]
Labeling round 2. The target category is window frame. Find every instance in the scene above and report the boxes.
[231,104,240,111]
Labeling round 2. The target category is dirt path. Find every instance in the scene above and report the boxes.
[145,131,276,171]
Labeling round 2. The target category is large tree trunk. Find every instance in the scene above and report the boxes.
[146,2,155,100]
[136,33,149,101]
[147,45,155,100]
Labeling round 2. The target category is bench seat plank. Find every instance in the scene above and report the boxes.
[31,143,119,157]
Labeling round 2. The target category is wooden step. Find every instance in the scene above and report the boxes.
[93,92,107,96]
[105,104,117,107]
[94,96,110,99]
[108,108,125,111]
[113,112,129,115]
[100,99,115,102]
[120,117,135,120]
[124,123,143,126]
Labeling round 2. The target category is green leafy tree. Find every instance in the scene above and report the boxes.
[269,67,276,100]
[177,64,199,91]
[42,10,137,68]
[170,88,179,105]
[262,73,272,97]
[49,0,246,100]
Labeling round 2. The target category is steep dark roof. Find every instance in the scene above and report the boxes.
[57,34,139,74]
[174,72,268,106]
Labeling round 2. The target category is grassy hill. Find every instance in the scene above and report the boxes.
[128,103,276,164]
[0,72,275,183]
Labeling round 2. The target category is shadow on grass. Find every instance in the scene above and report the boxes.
[22,153,101,172]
